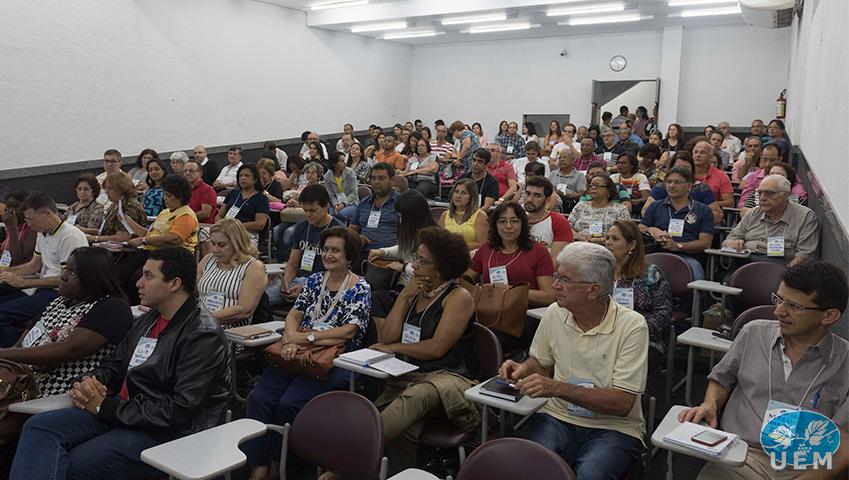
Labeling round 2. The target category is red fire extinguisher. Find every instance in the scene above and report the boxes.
[776,89,787,119]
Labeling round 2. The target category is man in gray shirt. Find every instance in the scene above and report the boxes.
[680,260,849,479]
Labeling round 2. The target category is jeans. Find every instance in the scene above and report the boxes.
[525,413,643,480]
[10,407,175,480]
[274,223,296,262]
[241,366,351,467]
[680,254,705,281]
[334,205,358,224]
[0,286,59,347]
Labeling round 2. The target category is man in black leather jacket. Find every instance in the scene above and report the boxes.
[10,247,231,480]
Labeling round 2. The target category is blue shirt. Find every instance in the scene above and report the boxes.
[649,182,716,205]
[456,130,481,171]
[617,134,645,147]
[292,216,345,278]
[223,190,270,224]
[354,190,399,250]
[641,197,714,243]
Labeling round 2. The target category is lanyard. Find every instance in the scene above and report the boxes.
[665,198,694,218]
[311,271,351,325]
[768,336,832,409]
[402,281,452,331]
[487,248,523,272]
[234,191,256,209]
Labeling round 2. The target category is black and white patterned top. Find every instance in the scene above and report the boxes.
[29,296,133,396]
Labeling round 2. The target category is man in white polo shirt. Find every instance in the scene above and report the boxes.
[212,146,243,191]
[500,242,648,480]
[0,192,88,347]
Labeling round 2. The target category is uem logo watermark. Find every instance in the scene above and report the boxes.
[761,410,840,470]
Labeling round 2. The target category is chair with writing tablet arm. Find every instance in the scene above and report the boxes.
[452,437,576,480]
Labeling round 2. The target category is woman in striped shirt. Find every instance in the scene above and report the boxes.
[197,218,267,328]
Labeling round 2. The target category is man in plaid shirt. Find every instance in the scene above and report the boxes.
[498,122,526,161]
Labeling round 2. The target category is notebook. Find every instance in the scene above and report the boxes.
[479,377,523,402]
[663,422,739,458]
[225,325,276,340]
[337,349,419,377]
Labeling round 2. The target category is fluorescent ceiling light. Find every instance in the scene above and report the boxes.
[680,5,742,16]
[441,13,507,25]
[467,22,539,34]
[565,12,647,25]
[384,30,444,39]
[310,0,368,11]
[351,21,407,33]
[547,2,625,16]
[668,0,737,6]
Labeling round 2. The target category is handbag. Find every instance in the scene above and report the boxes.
[263,340,344,381]
[0,359,39,443]
[459,276,529,338]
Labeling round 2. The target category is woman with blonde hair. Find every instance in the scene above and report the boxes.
[86,172,147,244]
[197,218,268,328]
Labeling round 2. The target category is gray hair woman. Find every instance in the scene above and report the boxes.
[170,151,189,175]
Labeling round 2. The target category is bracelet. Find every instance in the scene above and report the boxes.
[95,236,99,242]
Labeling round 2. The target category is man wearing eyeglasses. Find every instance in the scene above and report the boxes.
[680,260,849,479]
[723,174,818,266]
[95,149,122,205]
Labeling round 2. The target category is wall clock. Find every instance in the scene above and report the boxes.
[609,55,627,72]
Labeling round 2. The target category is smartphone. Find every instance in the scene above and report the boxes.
[691,429,728,447]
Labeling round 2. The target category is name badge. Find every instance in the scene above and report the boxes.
[767,236,785,257]
[128,337,158,370]
[204,292,225,312]
[613,287,634,309]
[489,266,509,285]
[22,320,45,348]
[668,218,685,237]
[117,200,133,234]
[301,248,317,272]
[567,378,596,418]
[367,210,381,228]
[408,161,419,171]
[312,321,333,332]
[762,399,799,433]
[225,204,241,219]
[506,145,514,154]
[555,183,571,194]
[402,323,421,344]
[97,217,108,235]
[0,250,12,268]
[66,213,79,226]
[549,140,556,146]
[603,152,612,163]
[589,221,604,238]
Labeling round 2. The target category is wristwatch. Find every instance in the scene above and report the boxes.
[677,243,684,250]
[307,333,316,343]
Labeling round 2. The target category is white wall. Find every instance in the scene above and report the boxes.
[786,0,849,231]
[677,25,790,127]
[409,31,663,138]
[0,0,411,168]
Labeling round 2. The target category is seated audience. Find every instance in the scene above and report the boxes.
[574,137,602,172]
[438,178,488,250]
[304,140,330,174]
[545,120,562,147]
[193,145,221,187]
[766,118,792,163]
[183,159,218,222]
[86,172,147,244]
[198,219,267,328]
[738,143,782,208]
[524,176,573,261]
[640,167,715,280]
[141,157,168,217]
[324,151,359,222]
[570,175,631,243]
[349,163,399,252]
[693,141,734,208]
[637,143,662,181]
[0,193,88,347]
[169,151,187,175]
[611,152,650,214]
[643,153,723,224]
[723,174,818,265]
[449,120,481,173]
[257,156,284,204]
[0,190,37,267]
[578,161,632,209]
[0,247,132,397]
[215,164,271,244]
[375,134,406,171]
[371,227,479,474]
[661,123,683,153]
[242,228,370,480]
[605,220,673,371]
[347,142,371,184]
[596,129,625,166]
[496,121,525,161]
[299,131,329,160]
[213,146,244,191]
[281,155,307,192]
[679,260,849,480]
[486,143,519,202]
[708,131,732,168]
[95,149,123,206]
[500,242,648,479]
[430,123,454,161]
[460,148,499,211]
[64,175,105,234]
[523,121,540,145]
[548,147,587,211]
[768,162,807,206]
[9,247,230,480]
[731,136,763,183]
[401,139,439,198]
[126,148,155,189]
[465,202,556,344]
[512,141,551,184]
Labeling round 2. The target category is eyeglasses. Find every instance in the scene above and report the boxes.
[496,219,522,227]
[103,159,121,164]
[756,190,783,198]
[665,179,689,186]
[411,253,434,267]
[61,265,78,278]
[771,292,828,313]
[552,273,595,286]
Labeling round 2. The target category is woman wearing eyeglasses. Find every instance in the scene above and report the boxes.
[569,174,630,243]
[370,227,479,475]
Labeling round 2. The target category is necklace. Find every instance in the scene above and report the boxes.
[420,280,450,299]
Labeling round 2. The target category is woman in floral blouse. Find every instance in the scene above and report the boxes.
[569,174,630,243]
[605,219,673,372]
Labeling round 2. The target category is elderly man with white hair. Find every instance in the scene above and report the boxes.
[499,242,649,480]
[723,174,818,265]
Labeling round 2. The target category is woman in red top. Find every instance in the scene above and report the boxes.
[485,144,518,200]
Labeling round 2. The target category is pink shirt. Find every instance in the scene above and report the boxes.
[486,160,517,197]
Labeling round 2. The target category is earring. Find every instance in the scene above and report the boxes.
[628,250,633,255]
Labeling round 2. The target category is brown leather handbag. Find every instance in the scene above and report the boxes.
[262,340,344,381]
[0,359,38,443]
[459,276,530,338]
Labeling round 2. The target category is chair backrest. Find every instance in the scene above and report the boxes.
[472,323,503,380]
[430,205,447,223]
[362,260,400,292]
[456,437,576,480]
[645,252,694,300]
[357,184,372,200]
[730,261,786,312]
[289,391,384,479]
[392,175,409,192]
[731,304,778,338]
